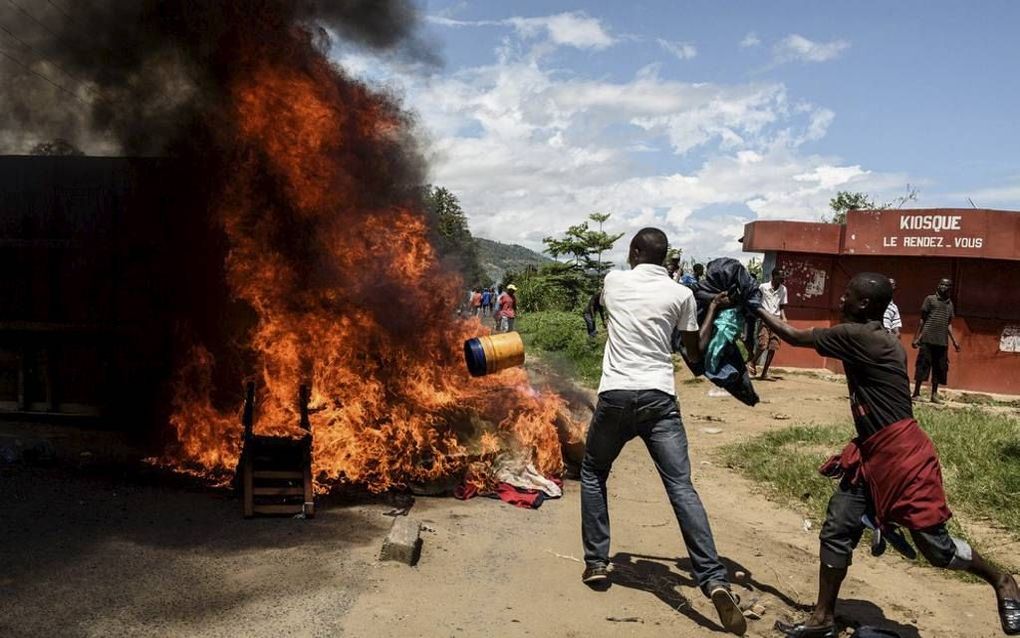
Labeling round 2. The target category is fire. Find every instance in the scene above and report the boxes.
[163,19,581,492]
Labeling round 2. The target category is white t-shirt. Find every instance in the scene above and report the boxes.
[598,264,698,396]
[759,281,788,316]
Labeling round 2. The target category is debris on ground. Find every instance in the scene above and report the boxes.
[606,616,643,623]
[380,517,423,566]
[544,549,582,563]
[771,413,792,420]
[701,427,724,434]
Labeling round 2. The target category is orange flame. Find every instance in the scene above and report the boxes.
[163,32,581,493]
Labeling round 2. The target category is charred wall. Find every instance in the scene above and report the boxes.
[0,155,244,433]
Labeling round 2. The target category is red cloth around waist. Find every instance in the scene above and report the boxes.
[818,418,951,530]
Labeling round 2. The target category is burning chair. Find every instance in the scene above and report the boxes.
[237,382,314,518]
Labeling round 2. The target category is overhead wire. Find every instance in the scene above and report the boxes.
[0,46,85,104]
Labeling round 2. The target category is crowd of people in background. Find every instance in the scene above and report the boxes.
[462,284,517,333]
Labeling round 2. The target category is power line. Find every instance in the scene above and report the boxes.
[0,46,86,105]
[6,0,60,40]
[45,0,72,21]
[0,19,100,102]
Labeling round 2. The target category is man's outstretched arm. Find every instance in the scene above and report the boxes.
[756,307,816,348]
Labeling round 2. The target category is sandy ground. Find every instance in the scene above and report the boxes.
[2,368,1017,638]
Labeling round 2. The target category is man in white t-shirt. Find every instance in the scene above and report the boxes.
[751,268,788,380]
[883,278,902,337]
[580,227,746,636]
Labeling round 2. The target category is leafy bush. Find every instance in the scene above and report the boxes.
[517,311,606,388]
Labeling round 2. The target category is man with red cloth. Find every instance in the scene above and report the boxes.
[756,272,1020,637]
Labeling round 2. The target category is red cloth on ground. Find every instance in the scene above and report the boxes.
[454,477,563,510]
[818,418,951,530]
[494,483,545,509]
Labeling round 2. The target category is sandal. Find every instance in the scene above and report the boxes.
[999,597,1020,635]
[773,620,836,638]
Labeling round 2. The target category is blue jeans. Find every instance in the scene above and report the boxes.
[580,389,729,591]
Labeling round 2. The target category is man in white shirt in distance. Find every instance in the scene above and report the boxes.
[752,269,789,380]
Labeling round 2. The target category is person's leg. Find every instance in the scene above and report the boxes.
[636,390,746,634]
[930,345,948,402]
[507,317,515,332]
[580,391,635,571]
[807,481,868,628]
[914,345,932,399]
[635,390,728,589]
[750,323,767,375]
[761,332,779,379]
[911,525,1020,633]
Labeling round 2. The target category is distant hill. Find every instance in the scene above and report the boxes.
[475,237,553,283]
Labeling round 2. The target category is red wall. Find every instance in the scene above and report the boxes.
[770,252,1020,395]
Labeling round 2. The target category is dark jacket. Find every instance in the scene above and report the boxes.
[679,258,763,406]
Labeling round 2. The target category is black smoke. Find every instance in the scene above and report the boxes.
[0,0,436,155]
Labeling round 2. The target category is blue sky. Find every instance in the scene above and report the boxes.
[334,1,1020,263]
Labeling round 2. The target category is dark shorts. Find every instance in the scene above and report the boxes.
[915,343,949,385]
[819,479,966,569]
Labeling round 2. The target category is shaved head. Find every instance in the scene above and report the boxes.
[629,227,669,267]
[846,272,893,321]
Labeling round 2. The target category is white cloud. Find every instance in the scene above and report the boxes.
[509,12,615,49]
[334,20,899,265]
[740,32,761,48]
[774,34,850,63]
[657,38,697,60]
[428,12,615,51]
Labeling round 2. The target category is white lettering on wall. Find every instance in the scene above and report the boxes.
[899,214,963,231]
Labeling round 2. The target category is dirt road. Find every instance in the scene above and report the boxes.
[2,370,1014,637]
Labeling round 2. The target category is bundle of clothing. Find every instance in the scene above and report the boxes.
[453,459,563,510]
[679,257,763,406]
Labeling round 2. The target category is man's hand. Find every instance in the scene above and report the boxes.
[953,342,961,353]
[711,292,732,309]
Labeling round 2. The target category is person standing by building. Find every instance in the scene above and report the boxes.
[481,288,492,317]
[496,284,518,332]
[667,256,682,282]
[583,288,605,338]
[580,227,746,636]
[692,263,705,283]
[756,273,1019,638]
[883,278,902,337]
[912,277,960,403]
[470,288,483,317]
[750,269,788,380]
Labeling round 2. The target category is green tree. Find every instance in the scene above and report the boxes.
[29,138,83,156]
[542,212,625,280]
[746,256,763,281]
[422,186,491,287]
[827,185,919,224]
[826,191,875,224]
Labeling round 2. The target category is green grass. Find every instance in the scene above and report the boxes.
[719,406,1020,568]
[516,311,605,388]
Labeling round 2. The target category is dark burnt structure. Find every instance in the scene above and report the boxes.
[0,155,235,428]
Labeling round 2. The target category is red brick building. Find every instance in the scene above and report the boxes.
[742,208,1020,395]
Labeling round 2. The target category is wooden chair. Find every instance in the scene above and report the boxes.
[238,383,314,518]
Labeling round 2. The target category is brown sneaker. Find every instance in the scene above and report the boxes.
[582,564,611,590]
